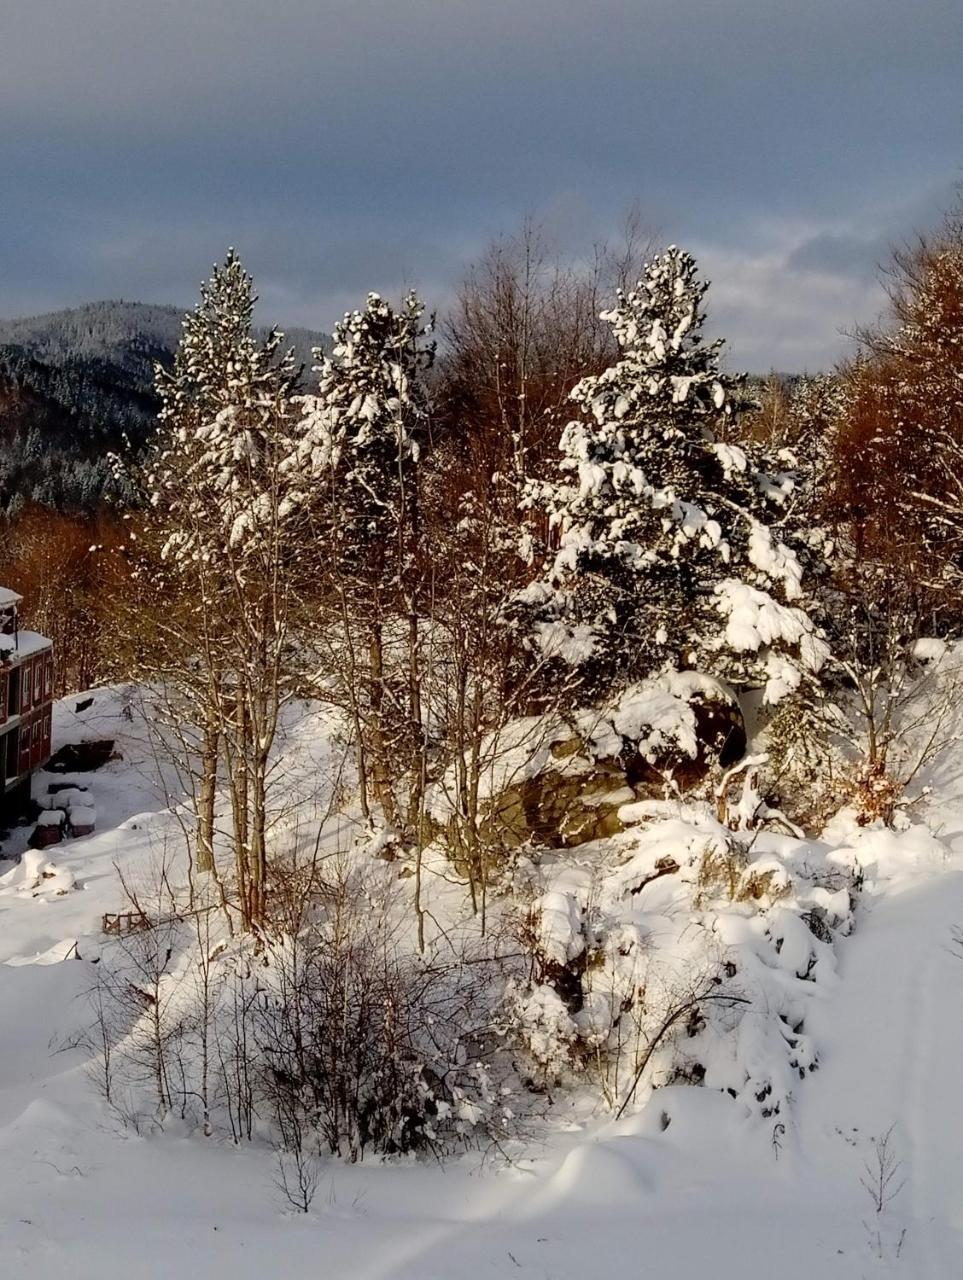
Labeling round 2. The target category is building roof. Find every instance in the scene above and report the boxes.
[0,630,52,661]
[0,586,23,607]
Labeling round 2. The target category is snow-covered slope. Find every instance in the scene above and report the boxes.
[2,687,963,1278]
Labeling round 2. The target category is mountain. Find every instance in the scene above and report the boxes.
[0,301,186,393]
[0,301,328,514]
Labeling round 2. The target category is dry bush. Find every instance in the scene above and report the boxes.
[842,759,905,829]
[86,850,510,1162]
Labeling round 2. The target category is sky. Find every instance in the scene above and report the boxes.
[0,0,960,371]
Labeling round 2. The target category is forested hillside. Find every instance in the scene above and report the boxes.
[0,300,327,513]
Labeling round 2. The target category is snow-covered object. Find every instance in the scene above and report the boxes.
[509,803,856,1121]
[35,809,65,828]
[68,806,96,834]
[580,670,737,762]
[579,682,697,763]
[533,890,585,966]
[49,788,90,812]
[913,636,949,664]
[427,673,738,827]
[30,810,65,850]
[520,247,822,701]
[503,980,578,1086]
[0,628,53,662]
[0,847,74,896]
[824,810,947,889]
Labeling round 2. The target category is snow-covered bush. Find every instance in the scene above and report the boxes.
[503,801,856,1121]
[502,978,579,1090]
[249,901,505,1161]
[87,856,510,1160]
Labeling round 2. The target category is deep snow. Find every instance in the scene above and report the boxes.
[1,687,962,1278]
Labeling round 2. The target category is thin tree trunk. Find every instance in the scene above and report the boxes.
[230,688,251,927]
[367,621,401,830]
[196,713,219,873]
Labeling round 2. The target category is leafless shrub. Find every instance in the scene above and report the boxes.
[249,864,506,1161]
[275,1145,320,1215]
[614,972,747,1119]
[89,845,511,1161]
[860,1124,907,1263]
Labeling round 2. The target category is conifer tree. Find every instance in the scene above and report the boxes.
[295,292,434,831]
[522,247,824,703]
[784,373,844,525]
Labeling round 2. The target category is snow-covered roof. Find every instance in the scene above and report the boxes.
[13,630,52,657]
[0,586,22,607]
[0,629,52,661]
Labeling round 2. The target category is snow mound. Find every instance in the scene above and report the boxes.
[0,849,75,898]
[512,804,855,1122]
[5,939,78,967]
[546,1137,661,1205]
[825,813,947,888]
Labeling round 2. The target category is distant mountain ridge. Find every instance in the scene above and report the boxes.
[0,301,329,514]
[0,300,328,393]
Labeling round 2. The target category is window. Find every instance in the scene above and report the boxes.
[7,667,20,716]
[5,732,20,778]
[1,728,16,781]
[33,660,42,703]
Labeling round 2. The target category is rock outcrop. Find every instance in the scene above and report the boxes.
[475,676,746,850]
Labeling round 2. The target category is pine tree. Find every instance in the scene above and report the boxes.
[153,249,299,570]
[295,292,434,832]
[521,247,824,703]
[294,291,431,555]
[784,373,843,524]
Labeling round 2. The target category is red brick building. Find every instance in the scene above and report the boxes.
[0,587,54,813]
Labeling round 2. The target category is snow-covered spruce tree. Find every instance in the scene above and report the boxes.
[144,250,302,926]
[294,292,434,835]
[760,371,842,641]
[750,374,846,818]
[520,247,825,705]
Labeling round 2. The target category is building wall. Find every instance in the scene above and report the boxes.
[1,648,54,792]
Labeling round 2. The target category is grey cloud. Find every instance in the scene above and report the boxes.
[786,232,887,281]
[1,0,960,367]
[785,180,962,282]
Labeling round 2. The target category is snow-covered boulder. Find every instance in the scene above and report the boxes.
[469,676,745,851]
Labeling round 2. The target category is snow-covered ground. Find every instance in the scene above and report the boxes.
[2,688,963,1278]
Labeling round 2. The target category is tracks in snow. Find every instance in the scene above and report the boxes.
[800,866,963,1276]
